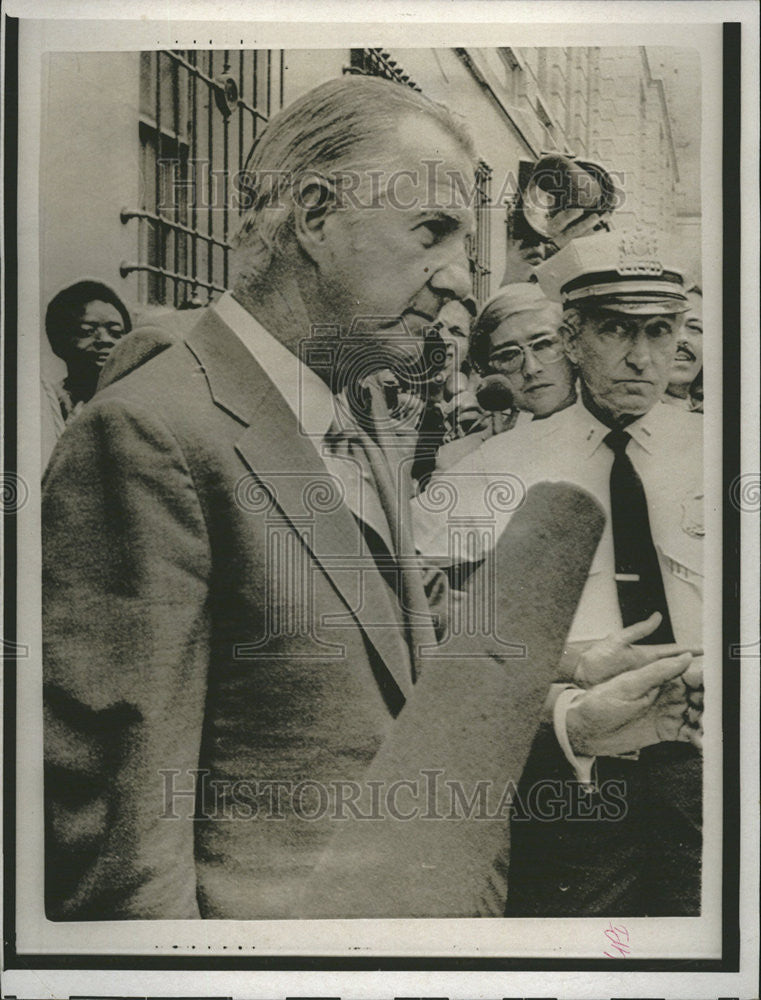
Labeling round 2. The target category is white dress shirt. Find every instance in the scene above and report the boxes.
[213,292,391,544]
[412,397,704,783]
[413,397,703,648]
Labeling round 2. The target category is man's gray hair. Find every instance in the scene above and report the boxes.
[232,75,476,280]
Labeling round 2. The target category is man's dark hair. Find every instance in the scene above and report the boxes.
[45,280,132,359]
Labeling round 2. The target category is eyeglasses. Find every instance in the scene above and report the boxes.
[489,334,564,374]
[76,323,126,339]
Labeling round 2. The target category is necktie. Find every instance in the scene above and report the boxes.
[324,375,440,680]
[604,428,675,644]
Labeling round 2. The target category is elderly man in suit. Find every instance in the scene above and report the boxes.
[44,76,620,921]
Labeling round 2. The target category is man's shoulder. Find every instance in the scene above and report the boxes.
[82,332,215,445]
[477,405,583,463]
[82,305,280,457]
[96,305,243,405]
[96,337,197,410]
[646,400,703,447]
[98,326,178,390]
[651,399,702,424]
[98,308,211,390]
[47,335,234,485]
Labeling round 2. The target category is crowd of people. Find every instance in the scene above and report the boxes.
[41,73,705,921]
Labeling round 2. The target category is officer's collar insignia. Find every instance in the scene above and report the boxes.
[680,489,705,538]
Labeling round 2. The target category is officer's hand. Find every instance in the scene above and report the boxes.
[566,651,693,757]
[682,659,704,692]
[550,211,611,250]
[680,659,704,750]
[564,612,704,688]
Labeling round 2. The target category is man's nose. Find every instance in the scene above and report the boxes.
[430,261,473,304]
[95,330,118,348]
[625,330,653,370]
[521,346,543,377]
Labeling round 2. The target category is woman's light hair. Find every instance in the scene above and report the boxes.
[232,75,475,280]
[469,283,562,374]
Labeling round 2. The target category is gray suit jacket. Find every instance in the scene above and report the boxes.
[43,307,603,919]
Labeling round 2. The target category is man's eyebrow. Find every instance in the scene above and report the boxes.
[416,207,475,233]
[416,208,466,224]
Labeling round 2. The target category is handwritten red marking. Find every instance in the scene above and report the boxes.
[603,921,631,958]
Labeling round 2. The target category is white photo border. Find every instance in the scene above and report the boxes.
[2,2,758,998]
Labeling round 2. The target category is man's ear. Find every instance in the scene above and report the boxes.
[560,310,581,365]
[292,174,337,266]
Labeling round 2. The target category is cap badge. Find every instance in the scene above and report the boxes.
[616,232,664,277]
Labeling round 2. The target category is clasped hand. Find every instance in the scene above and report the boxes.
[563,613,704,757]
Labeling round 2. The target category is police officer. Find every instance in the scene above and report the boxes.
[413,229,704,915]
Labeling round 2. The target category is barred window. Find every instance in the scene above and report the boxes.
[121,49,284,306]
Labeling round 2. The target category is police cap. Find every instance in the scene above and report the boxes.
[536,229,690,315]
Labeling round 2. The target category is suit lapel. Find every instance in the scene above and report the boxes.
[185,310,414,700]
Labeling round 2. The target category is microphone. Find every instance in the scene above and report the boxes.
[302,481,606,917]
[475,374,514,413]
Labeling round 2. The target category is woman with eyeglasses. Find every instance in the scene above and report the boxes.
[41,280,132,471]
[470,282,577,419]
[434,283,577,470]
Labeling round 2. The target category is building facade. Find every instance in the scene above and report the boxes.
[40,45,698,379]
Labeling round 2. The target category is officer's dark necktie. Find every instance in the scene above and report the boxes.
[604,427,675,644]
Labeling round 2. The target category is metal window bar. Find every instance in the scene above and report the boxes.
[122,48,283,306]
[470,160,493,302]
[347,48,422,91]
